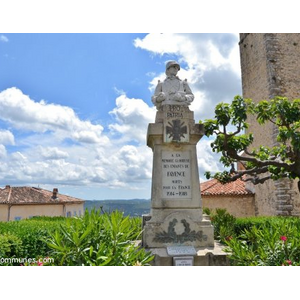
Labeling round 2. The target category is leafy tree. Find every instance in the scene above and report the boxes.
[201,96,300,191]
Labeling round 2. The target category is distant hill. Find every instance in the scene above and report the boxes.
[84,199,151,217]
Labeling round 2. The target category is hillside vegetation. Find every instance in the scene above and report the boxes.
[84,199,150,216]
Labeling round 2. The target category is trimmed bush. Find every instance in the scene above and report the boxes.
[0,217,72,265]
[0,233,23,265]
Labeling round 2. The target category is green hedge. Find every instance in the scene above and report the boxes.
[234,216,300,234]
[205,208,300,266]
[0,216,69,265]
[0,211,152,266]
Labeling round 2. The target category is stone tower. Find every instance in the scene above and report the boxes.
[239,33,300,216]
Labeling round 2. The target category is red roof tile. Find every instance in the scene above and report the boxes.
[0,186,84,204]
[200,178,254,196]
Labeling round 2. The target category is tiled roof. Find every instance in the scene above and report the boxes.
[200,178,254,196]
[0,186,84,204]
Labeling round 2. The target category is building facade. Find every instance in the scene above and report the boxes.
[201,178,255,218]
[239,33,300,216]
[0,185,84,222]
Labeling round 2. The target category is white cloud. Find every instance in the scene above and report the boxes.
[72,130,103,144]
[134,34,186,57]
[39,146,69,160]
[0,87,108,145]
[135,33,242,122]
[116,145,152,180]
[0,35,9,43]
[134,33,240,73]
[0,88,154,192]
[0,145,7,159]
[197,137,225,182]
[0,130,15,145]
[109,94,156,143]
[11,151,27,161]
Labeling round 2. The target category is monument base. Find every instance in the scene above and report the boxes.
[146,242,229,266]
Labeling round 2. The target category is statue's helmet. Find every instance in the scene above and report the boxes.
[165,61,180,71]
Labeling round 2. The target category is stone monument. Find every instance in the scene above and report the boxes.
[143,61,228,266]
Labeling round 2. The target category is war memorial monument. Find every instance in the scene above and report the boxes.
[142,61,228,266]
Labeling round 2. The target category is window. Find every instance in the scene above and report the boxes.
[66,211,71,217]
[14,216,22,221]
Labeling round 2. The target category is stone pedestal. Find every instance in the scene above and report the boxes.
[142,105,228,265]
[148,242,229,266]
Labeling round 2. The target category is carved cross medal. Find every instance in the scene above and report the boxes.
[165,119,189,143]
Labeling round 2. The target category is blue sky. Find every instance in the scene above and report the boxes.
[0,33,242,200]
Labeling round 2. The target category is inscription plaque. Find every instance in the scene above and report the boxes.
[173,256,194,266]
[167,246,197,256]
[162,151,191,199]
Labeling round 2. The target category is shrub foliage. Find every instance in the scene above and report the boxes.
[0,217,65,265]
[0,211,153,266]
[3,207,300,266]
[206,208,300,266]
[46,209,153,266]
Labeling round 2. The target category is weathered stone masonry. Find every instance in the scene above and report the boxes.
[239,33,300,216]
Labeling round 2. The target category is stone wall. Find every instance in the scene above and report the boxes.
[202,195,255,218]
[239,33,300,216]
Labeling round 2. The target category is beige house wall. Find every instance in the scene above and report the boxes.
[0,205,9,222]
[202,196,255,218]
[9,204,64,221]
[0,203,84,221]
[64,203,84,217]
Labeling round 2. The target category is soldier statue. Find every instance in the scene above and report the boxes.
[151,61,194,109]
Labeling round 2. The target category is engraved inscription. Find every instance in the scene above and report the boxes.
[162,151,191,198]
[167,246,197,256]
[173,256,194,266]
[167,112,183,118]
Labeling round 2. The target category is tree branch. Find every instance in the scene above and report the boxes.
[244,148,256,157]
[229,165,270,182]
[226,148,292,170]
[243,175,272,185]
